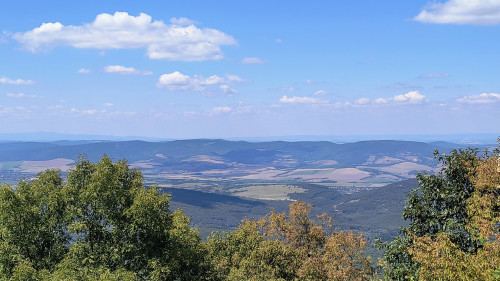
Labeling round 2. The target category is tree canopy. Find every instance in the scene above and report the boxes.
[206,201,374,281]
[379,144,500,281]
[0,155,375,281]
[0,155,208,281]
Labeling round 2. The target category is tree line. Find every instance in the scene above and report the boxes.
[0,142,498,280]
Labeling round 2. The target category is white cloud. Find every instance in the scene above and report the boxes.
[279,92,426,107]
[213,106,232,114]
[314,90,327,96]
[158,71,190,87]
[78,68,91,74]
[6,93,41,98]
[240,57,267,64]
[456,93,500,104]
[355,91,427,106]
[393,91,427,104]
[0,106,33,116]
[13,12,236,61]
[355,97,371,105]
[0,76,34,85]
[68,107,136,118]
[204,75,225,85]
[169,17,196,26]
[220,85,238,95]
[104,103,114,107]
[106,110,137,117]
[224,74,245,83]
[280,95,318,104]
[415,0,500,25]
[418,72,450,79]
[71,108,98,115]
[103,65,153,75]
[375,98,389,104]
[157,71,243,94]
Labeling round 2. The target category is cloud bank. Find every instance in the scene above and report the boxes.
[157,71,243,94]
[279,91,427,107]
[280,96,319,104]
[13,12,236,61]
[457,93,500,104]
[355,91,428,106]
[0,76,34,85]
[213,106,232,114]
[415,0,500,25]
[6,93,41,98]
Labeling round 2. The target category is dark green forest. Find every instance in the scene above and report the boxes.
[0,144,498,280]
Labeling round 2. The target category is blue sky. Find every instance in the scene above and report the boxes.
[0,0,499,139]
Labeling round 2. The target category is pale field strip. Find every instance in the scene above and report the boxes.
[367,162,438,178]
[20,158,74,173]
[154,182,214,190]
[237,167,371,182]
[230,184,306,201]
[181,155,225,164]
[284,168,371,181]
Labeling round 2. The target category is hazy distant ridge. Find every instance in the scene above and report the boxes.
[0,139,442,165]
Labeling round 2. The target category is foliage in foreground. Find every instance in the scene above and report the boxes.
[206,201,374,281]
[378,144,500,281]
[0,155,207,281]
[0,155,374,281]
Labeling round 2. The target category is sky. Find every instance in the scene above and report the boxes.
[0,0,499,139]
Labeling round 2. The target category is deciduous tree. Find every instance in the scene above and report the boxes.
[207,201,374,281]
[379,144,500,281]
[0,155,209,281]
[408,146,500,281]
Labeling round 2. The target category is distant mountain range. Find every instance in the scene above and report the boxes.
[0,139,450,165]
[0,138,491,161]
[0,132,497,144]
